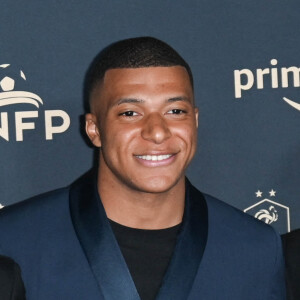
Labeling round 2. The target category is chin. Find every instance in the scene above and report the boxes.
[133,175,183,194]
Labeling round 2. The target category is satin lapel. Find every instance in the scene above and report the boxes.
[69,172,140,300]
[156,179,208,300]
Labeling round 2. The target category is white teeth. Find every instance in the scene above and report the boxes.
[137,154,172,161]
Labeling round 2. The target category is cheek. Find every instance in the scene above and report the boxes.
[172,124,197,163]
[174,123,197,146]
[102,124,141,154]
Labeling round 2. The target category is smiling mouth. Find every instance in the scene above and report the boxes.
[135,154,172,161]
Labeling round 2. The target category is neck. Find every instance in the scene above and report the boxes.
[97,170,185,230]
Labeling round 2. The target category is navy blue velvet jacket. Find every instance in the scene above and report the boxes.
[0,173,285,299]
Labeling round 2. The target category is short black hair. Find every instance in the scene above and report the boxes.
[84,37,193,111]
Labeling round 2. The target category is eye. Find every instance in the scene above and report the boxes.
[119,111,139,117]
[167,109,187,114]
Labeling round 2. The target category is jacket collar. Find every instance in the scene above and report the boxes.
[69,171,208,300]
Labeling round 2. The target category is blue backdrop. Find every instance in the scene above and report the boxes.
[1,0,299,234]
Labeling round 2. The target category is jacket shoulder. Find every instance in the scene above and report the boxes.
[189,188,286,300]
[203,192,276,232]
[201,192,282,263]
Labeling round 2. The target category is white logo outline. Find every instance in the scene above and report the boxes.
[244,198,290,232]
[234,59,300,112]
[283,97,300,112]
[254,205,278,224]
[0,62,70,142]
[0,64,43,108]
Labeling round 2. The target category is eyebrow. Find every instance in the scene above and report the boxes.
[116,96,190,106]
[116,98,145,105]
[167,96,189,103]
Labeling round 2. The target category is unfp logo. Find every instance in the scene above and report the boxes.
[244,189,290,234]
[234,59,300,111]
[0,64,70,141]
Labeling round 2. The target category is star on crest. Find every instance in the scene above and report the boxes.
[255,190,263,197]
[269,189,276,197]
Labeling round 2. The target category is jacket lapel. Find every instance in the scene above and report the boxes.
[156,179,208,300]
[69,171,140,300]
[69,172,208,300]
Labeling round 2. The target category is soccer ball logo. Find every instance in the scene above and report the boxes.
[0,64,26,92]
[0,64,43,108]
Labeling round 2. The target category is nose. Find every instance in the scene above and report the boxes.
[141,113,171,144]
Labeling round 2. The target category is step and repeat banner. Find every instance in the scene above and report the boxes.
[1,1,299,233]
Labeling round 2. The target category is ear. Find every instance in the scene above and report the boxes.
[194,107,199,128]
[85,113,102,147]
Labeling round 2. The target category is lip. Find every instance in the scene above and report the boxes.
[134,153,177,167]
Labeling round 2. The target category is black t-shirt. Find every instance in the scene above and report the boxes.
[110,220,181,300]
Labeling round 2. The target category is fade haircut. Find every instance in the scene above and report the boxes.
[84,37,194,111]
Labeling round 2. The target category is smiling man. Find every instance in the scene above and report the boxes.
[0,37,285,299]
[86,65,197,230]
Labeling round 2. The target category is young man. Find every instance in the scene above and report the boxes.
[0,37,285,299]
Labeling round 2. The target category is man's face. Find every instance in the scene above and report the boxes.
[86,66,198,194]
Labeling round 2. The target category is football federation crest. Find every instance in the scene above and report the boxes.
[244,189,290,234]
[254,205,278,224]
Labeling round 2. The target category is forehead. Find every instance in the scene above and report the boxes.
[90,66,193,110]
[104,66,191,87]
